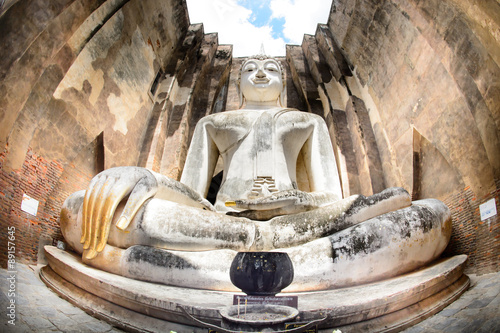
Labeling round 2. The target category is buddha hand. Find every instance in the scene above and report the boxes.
[225,189,320,220]
[80,166,158,260]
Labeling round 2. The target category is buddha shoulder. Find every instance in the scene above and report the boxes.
[198,110,265,128]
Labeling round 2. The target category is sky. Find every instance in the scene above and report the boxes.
[185,0,332,57]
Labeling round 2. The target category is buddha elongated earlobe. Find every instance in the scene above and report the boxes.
[237,82,244,108]
[279,85,286,107]
[279,62,286,107]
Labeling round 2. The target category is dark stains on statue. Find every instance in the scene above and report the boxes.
[334,227,387,262]
[331,203,438,263]
[126,245,195,270]
[350,233,381,255]
[346,187,409,216]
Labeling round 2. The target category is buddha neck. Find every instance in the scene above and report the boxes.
[243,100,282,110]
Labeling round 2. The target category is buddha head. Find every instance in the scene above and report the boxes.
[237,55,286,108]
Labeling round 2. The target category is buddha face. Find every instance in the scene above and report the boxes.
[239,58,284,104]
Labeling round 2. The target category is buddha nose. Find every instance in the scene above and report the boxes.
[256,68,266,78]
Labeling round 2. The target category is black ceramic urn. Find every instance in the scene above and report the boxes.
[229,252,294,296]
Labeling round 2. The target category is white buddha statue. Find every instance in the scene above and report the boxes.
[59,55,451,291]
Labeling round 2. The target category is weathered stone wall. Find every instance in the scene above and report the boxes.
[275,0,498,273]
[319,0,499,273]
[0,0,194,265]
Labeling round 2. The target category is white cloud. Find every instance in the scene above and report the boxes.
[270,0,331,44]
[186,0,331,57]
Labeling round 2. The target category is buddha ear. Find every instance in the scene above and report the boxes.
[237,81,244,108]
[279,84,286,107]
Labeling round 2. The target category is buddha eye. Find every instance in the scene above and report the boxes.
[264,63,279,72]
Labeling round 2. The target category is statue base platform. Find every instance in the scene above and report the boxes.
[41,246,469,332]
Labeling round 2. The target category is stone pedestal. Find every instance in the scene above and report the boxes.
[41,246,469,332]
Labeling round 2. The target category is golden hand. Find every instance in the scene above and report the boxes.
[80,167,158,259]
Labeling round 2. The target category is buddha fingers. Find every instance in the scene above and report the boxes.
[81,176,124,260]
[88,177,118,257]
[81,176,106,259]
[82,177,105,250]
[89,179,109,254]
[113,179,159,230]
[96,185,129,252]
[81,172,159,260]
[80,176,100,244]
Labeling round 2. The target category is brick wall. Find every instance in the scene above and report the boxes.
[0,146,93,267]
[443,180,500,274]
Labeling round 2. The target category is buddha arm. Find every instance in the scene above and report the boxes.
[152,171,215,210]
[180,118,219,198]
[302,115,342,202]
